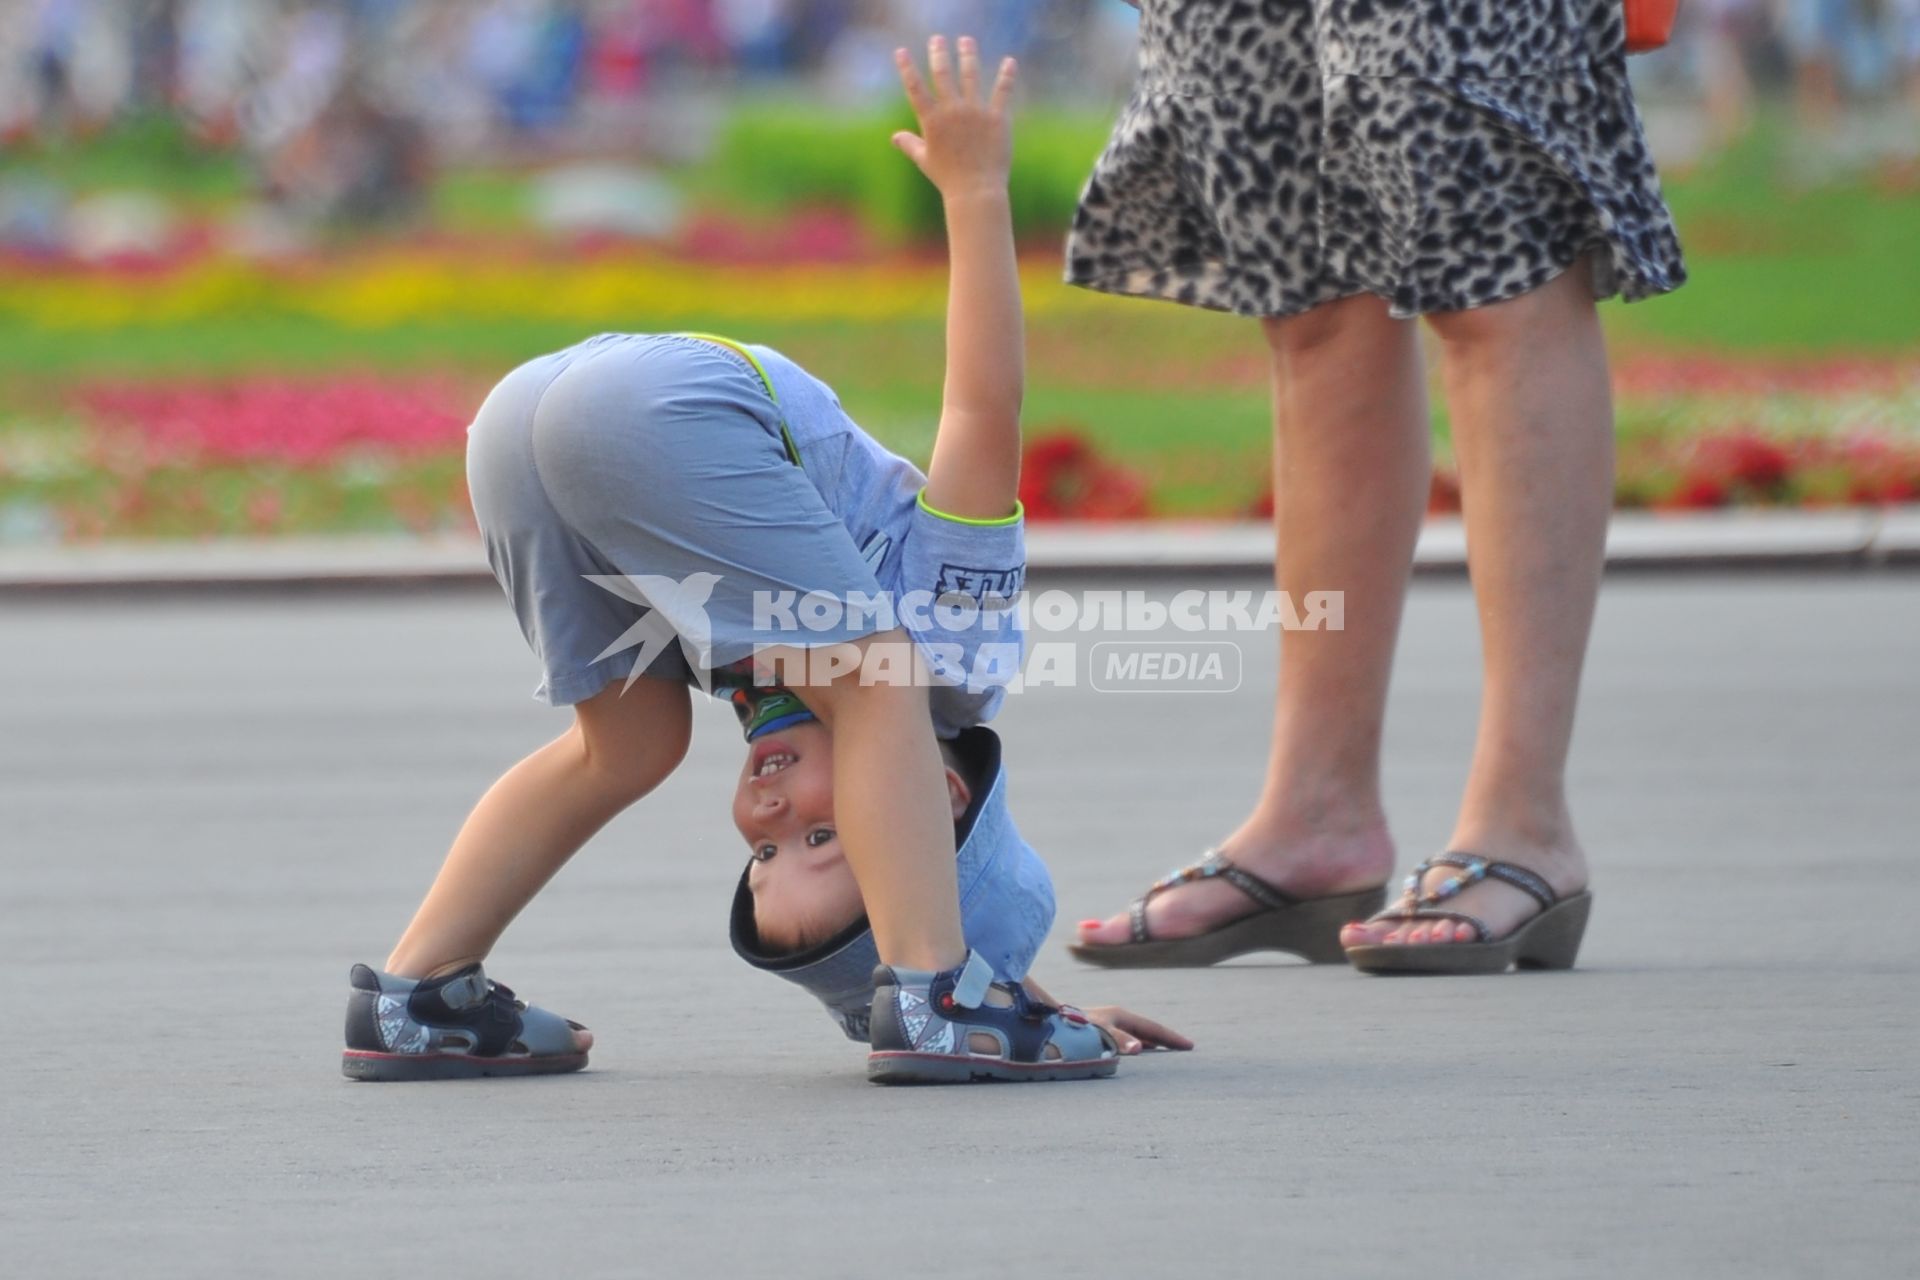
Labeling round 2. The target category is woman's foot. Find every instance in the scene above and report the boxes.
[1339,837,1588,948]
[1073,823,1396,948]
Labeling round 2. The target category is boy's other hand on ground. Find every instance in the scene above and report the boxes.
[892,35,1016,202]
[1079,1004,1194,1056]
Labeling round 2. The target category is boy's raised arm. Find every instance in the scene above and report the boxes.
[892,36,1024,522]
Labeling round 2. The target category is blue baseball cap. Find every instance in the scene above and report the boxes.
[728,725,1055,1040]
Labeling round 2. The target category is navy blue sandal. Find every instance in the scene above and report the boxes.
[868,950,1117,1084]
[341,963,589,1081]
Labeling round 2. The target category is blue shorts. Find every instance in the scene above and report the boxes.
[465,333,886,705]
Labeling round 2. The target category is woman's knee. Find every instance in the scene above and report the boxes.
[1425,260,1600,353]
[1261,292,1402,361]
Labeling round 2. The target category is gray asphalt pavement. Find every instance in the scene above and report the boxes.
[3,572,1916,1278]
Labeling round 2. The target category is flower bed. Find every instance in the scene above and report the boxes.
[2,363,1915,541]
[0,244,1115,332]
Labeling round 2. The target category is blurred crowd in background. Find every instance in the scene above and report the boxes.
[1,1,1138,145]
[1,0,1917,236]
[6,0,1919,146]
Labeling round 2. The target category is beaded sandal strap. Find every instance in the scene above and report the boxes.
[1128,850,1298,943]
[1365,851,1559,937]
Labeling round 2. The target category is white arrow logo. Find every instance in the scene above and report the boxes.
[583,572,724,693]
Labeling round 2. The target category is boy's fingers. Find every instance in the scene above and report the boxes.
[894,47,932,117]
[1115,1009,1193,1050]
[927,33,956,101]
[891,131,928,168]
[957,35,981,101]
[988,55,1018,115]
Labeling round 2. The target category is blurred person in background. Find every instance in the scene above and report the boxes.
[1896,0,1920,111]
[126,0,182,112]
[1785,0,1905,128]
[716,0,800,76]
[1692,0,1763,152]
[262,69,429,227]
[27,0,88,135]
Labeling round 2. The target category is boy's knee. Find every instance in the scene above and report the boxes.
[572,678,693,800]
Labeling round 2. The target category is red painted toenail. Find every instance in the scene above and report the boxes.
[1077,919,1102,930]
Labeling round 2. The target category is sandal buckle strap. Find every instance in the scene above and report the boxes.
[952,949,996,1010]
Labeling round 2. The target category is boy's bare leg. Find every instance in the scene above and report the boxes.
[774,631,967,973]
[384,676,693,997]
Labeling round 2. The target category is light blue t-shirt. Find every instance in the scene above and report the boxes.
[743,342,1027,738]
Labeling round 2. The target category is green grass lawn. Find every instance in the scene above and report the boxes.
[1603,121,1920,353]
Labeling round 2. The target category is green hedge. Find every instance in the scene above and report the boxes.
[709,104,1115,242]
[0,112,248,204]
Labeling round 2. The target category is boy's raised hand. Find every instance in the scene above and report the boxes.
[892,35,1017,200]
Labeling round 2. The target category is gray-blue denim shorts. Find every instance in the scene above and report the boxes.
[465,333,887,705]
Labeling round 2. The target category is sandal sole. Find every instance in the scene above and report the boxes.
[341,1049,589,1082]
[866,1051,1118,1085]
[1345,891,1593,976]
[1066,886,1386,969]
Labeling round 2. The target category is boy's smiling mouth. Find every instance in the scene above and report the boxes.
[750,737,799,779]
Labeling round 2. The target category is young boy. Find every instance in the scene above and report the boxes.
[342,38,1179,1085]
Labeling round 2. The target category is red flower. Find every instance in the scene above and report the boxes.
[79,376,470,467]
[1658,474,1730,510]
[1018,430,1150,521]
[1692,431,1791,494]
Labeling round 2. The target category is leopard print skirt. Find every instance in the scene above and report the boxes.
[1065,0,1687,318]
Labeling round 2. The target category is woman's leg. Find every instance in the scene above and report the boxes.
[384,675,693,998]
[1077,293,1430,945]
[1342,262,1608,948]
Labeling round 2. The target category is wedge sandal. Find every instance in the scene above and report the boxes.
[341,963,589,1081]
[1066,850,1387,969]
[868,950,1118,1084]
[1343,853,1592,976]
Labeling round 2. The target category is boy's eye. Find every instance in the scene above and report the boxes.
[752,844,777,862]
[806,828,835,848]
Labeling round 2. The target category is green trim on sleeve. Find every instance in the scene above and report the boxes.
[681,332,802,466]
[916,489,1024,527]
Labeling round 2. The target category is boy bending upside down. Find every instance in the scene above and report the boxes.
[342,37,1188,1084]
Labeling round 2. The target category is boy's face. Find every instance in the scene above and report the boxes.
[732,719,971,951]
[732,721,862,947]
